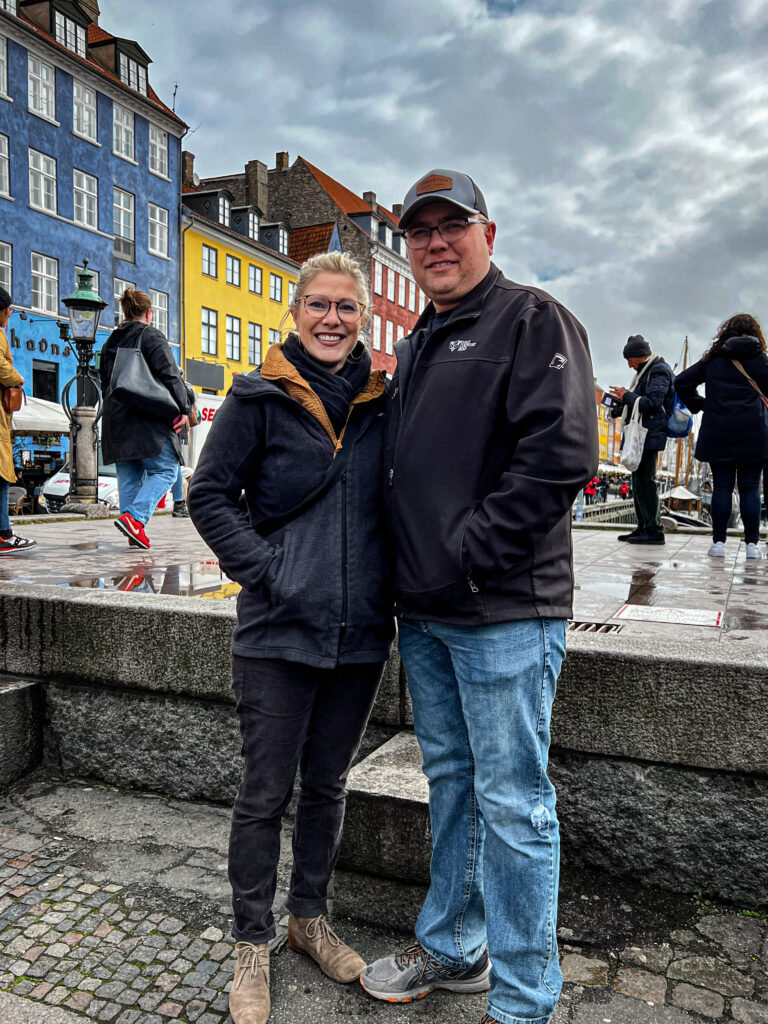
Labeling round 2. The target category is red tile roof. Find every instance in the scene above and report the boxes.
[181,183,197,194]
[288,223,335,264]
[87,25,113,44]
[301,158,399,226]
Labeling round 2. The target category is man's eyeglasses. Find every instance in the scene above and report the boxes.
[401,217,487,250]
[299,295,364,322]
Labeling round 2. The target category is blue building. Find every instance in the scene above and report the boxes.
[0,0,186,430]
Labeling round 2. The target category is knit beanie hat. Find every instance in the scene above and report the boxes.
[0,287,11,311]
[623,334,651,359]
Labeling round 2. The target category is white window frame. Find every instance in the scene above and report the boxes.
[225,254,241,287]
[0,241,11,295]
[372,314,382,351]
[73,80,98,142]
[0,134,8,197]
[201,307,217,355]
[248,264,262,294]
[248,322,261,365]
[28,55,55,122]
[149,289,168,336]
[288,281,296,304]
[29,148,57,213]
[0,36,7,98]
[113,103,135,161]
[219,195,230,227]
[148,203,169,257]
[385,320,394,356]
[247,211,259,240]
[278,227,288,255]
[113,187,134,261]
[373,260,382,295]
[113,277,135,326]
[225,314,241,361]
[384,225,393,249]
[30,252,58,314]
[54,10,86,58]
[398,274,406,307]
[408,278,416,312]
[202,244,217,278]
[73,169,98,229]
[149,125,168,178]
[119,52,148,96]
[269,329,281,347]
[269,273,282,302]
[0,1,15,11]
[386,268,395,302]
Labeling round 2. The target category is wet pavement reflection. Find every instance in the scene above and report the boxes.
[2,517,768,645]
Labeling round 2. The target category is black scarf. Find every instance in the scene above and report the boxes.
[282,333,372,434]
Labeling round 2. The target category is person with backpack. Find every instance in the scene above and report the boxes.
[675,313,768,559]
[609,335,674,544]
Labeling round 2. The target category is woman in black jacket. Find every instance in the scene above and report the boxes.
[675,313,768,559]
[187,252,393,1024]
[99,289,191,550]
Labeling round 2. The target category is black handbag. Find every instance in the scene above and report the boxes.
[109,327,179,420]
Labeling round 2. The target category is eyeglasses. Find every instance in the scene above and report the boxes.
[401,217,487,250]
[299,295,364,322]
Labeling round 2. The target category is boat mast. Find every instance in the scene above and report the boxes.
[674,336,688,486]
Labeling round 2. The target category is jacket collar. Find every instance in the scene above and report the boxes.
[260,342,386,453]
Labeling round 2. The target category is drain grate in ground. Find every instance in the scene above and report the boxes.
[568,620,623,634]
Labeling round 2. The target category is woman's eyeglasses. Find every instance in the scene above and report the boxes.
[299,295,364,322]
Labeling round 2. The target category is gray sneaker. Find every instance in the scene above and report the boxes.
[360,942,490,1002]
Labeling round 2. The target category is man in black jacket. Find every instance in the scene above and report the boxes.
[360,170,598,1024]
[609,335,674,545]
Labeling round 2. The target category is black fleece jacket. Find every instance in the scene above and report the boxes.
[384,263,598,625]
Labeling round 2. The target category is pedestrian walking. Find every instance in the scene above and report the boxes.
[98,289,192,550]
[359,169,597,1024]
[675,313,768,559]
[609,335,675,544]
[620,479,630,500]
[187,252,393,1024]
[0,288,35,554]
[584,477,597,504]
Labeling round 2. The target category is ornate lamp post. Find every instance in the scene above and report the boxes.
[60,259,107,507]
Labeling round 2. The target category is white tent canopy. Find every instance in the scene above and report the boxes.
[661,485,698,500]
[12,395,70,435]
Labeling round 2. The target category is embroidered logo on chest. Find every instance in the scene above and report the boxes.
[549,353,567,370]
[449,339,477,353]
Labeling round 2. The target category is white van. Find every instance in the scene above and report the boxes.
[38,391,225,513]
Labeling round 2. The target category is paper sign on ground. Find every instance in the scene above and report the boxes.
[613,604,723,628]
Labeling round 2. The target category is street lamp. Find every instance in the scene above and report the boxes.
[60,259,108,507]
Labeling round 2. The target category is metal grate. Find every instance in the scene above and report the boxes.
[568,620,623,634]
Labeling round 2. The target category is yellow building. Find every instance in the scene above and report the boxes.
[180,188,298,395]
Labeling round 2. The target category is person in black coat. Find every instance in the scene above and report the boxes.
[187,252,393,1024]
[609,335,674,544]
[98,289,191,550]
[675,313,768,559]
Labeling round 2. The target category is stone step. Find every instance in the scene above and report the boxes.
[0,675,42,793]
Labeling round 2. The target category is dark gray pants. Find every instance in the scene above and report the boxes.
[229,655,383,944]
[632,448,662,533]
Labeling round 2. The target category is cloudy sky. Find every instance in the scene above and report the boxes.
[109,0,768,387]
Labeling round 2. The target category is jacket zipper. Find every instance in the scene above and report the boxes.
[338,469,348,655]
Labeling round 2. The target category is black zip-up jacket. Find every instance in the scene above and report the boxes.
[99,321,190,464]
[675,335,768,463]
[384,263,598,626]
[612,355,674,452]
[188,343,394,669]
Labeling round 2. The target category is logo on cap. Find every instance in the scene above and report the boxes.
[416,174,453,195]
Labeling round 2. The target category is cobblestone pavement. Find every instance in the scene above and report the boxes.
[0,774,765,1023]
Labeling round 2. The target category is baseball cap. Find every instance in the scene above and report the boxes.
[399,169,488,230]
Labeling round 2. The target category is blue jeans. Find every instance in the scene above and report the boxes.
[116,439,179,525]
[171,465,184,502]
[0,477,10,533]
[710,461,762,544]
[398,616,566,1024]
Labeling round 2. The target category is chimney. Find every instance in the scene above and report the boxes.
[79,0,100,24]
[363,191,377,209]
[181,151,196,187]
[391,202,404,220]
[275,151,289,171]
[245,159,268,217]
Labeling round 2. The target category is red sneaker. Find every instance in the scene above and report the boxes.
[114,512,150,549]
[117,573,145,592]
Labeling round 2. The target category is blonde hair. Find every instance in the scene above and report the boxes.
[120,288,151,321]
[278,251,371,340]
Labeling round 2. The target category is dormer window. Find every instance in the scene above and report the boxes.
[219,195,231,227]
[119,51,147,96]
[248,211,259,241]
[278,227,288,255]
[54,10,86,58]
[383,225,393,249]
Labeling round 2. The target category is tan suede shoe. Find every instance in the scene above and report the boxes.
[229,941,270,1024]
[287,913,366,983]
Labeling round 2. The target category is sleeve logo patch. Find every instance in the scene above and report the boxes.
[549,353,567,370]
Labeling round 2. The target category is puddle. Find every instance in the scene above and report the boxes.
[55,561,241,599]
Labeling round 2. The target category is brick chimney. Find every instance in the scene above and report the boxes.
[363,191,377,209]
[181,151,196,187]
[275,152,289,171]
[391,203,404,220]
[79,0,100,24]
[245,159,268,217]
